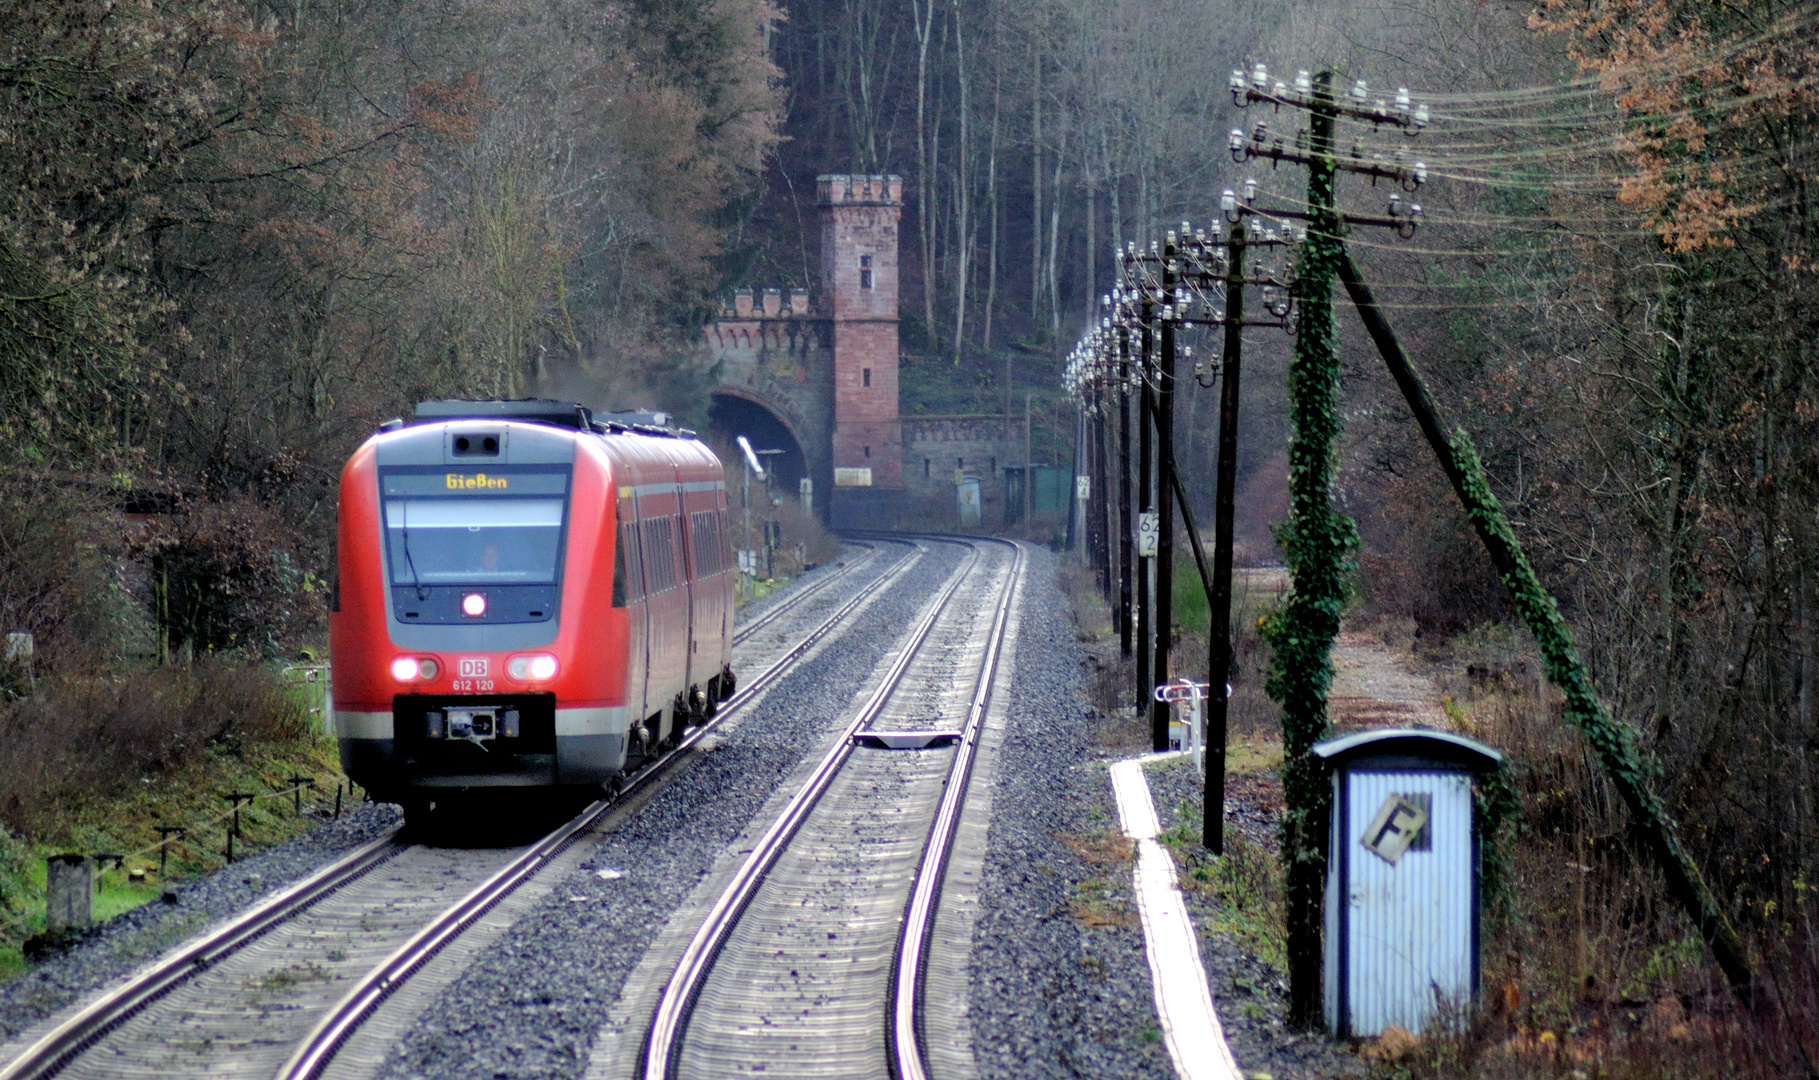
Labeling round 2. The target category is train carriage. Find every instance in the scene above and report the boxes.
[330,399,735,812]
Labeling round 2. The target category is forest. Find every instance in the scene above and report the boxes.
[4,0,1819,1072]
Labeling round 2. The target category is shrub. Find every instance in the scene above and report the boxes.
[0,661,307,839]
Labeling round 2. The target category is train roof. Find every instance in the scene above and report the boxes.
[404,399,698,440]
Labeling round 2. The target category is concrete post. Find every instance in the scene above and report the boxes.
[45,854,93,934]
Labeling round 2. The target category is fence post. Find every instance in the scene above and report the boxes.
[44,855,93,934]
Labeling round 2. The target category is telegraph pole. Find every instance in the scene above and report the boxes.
[1135,279,1154,713]
[1151,232,1178,752]
[1118,320,1134,656]
[1205,222,1246,856]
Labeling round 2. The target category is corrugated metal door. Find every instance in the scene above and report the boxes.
[1344,769,1473,1036]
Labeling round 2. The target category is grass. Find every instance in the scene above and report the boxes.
[0,670,352,983]
[1159,798,1288,973]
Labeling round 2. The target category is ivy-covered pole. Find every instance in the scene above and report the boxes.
[1265,68,1357,1028]
[1335,246,1754,997]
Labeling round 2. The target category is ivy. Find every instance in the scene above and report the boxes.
[1444,428,1751,990]
[1263,109,1356,1025]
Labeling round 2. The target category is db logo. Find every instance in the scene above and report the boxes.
[458,657,490,678]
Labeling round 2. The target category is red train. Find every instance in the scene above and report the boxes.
[330,399,736,812]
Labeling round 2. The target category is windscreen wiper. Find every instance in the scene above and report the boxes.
[400,503,427,600]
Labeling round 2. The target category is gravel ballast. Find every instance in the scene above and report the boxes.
[968,546,1173,1079]
[0,801,402,1044]
[371,540,962,1080]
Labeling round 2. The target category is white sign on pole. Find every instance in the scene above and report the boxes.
[1075,475,1091,500]
[1137,511,1159,557]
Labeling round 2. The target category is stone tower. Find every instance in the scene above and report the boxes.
[819,174,903,524]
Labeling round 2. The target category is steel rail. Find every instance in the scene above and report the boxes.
[889,536,1024,1080]
[275,538,928,1080]
[732,541,879,646]
[0,833,403,1080]
[640,536,1005,1080]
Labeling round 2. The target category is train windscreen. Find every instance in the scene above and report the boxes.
[377,466,572,624]
[384,499,564,585]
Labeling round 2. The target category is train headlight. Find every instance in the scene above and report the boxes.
[391,656,440,682]
[507,654,559,682]
[462,593,487,617]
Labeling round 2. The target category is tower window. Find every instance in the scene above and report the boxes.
[860,254,873,290]
[924,458,931,478]
[864,445,871,458]
[956,457,964,469]
[863,367,871,387]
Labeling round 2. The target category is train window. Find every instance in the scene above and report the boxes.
[384,498,565,585]
[613,524,634,606]
[643,517,677,592]
[698,511,726,576]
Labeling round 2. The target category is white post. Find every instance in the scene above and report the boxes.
[1187,694,1203,774]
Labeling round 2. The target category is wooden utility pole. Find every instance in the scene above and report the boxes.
[1204,224,1247,856]
[1118,321,1134,656]
[1093,391,1112,594]
[1136,288,1154,712]
[1276,69,1350,1028]
[1152,232,1178,752]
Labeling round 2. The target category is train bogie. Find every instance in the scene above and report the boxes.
[330,400,737,806]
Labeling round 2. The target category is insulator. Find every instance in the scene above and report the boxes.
[1194,228,1206,245]
[1221,189,1237,221]
[1388,192,1403,216]
[1395,86,1411,113]
[1229,128,1246,160]
[1251,119,1268,143]
[1413,161,1427,187]
[1414,102,1430,129]
[1351,79,1368,102]
[1295,70,1312,95]
[1251,61,1268,89]
[1410,202,1423,220]
[1242,177,1258,203]
[1229,70,1246,96]
[1274,80,1287,98]
[1101,293,1111,307]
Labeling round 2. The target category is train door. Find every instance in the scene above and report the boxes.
[621,486,651,728]
[674,472,696,694]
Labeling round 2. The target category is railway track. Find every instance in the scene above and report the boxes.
[0,540,923,1080]
[637,534,1024,1080]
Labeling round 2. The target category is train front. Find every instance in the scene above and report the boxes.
[330,413,628,808]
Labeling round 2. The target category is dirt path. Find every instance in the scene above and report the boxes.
[1233,567,1449,733]
[1328,633,1449,732]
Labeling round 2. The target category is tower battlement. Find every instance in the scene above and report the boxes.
[816,174,903,205]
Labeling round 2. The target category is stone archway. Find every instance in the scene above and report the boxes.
[706,389,817,514]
